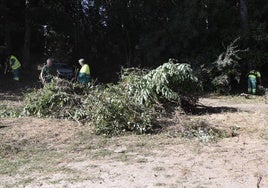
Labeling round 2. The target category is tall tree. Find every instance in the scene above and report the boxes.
[24,0,31,67]
[240,0,249,36]
[0,0,11,54]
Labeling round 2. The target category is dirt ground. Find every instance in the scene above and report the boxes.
[1,87,268,187]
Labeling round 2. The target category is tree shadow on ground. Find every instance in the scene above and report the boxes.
[186,104,238,115]
[0,94,23,101]
[0,71,40,96]
[0,126,8,129]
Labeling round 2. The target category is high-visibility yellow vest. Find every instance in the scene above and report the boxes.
[79,64,90,75]
[248,70,261,79]
[10,55,21,70]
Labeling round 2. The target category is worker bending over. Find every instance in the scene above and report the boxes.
[248,69,261,95]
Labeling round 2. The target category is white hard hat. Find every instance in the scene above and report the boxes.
[78,58,85,64]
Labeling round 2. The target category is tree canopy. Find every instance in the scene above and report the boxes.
[0,0,267,83]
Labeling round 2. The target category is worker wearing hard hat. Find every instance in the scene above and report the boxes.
[78,58,90,84]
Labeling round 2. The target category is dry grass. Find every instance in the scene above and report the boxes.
[1,94,268,187]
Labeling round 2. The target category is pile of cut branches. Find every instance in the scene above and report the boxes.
[23,59,201,136]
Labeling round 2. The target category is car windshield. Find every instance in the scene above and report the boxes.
[55,64,70,69]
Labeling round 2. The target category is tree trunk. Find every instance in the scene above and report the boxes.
[4,22,11,55]
[1,0,11,55]
[23,0,31,67]
[240,0,249,36]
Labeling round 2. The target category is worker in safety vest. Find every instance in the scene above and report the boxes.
[247,69,262,95]
[78,58,90,84]
[8,55,21,81]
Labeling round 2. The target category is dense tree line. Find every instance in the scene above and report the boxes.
[0,0,267,83]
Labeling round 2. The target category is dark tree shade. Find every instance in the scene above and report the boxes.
[0,0,267,83]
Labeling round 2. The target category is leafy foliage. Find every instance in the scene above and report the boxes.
[123,59,201,105]
[2,0,268,84]
[45,30,73,64]
[23,60,201,136]
[0,106,21,118]
[23,80,89,121]
[87,84,160,136]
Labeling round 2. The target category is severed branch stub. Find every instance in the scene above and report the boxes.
[257,175,262,188]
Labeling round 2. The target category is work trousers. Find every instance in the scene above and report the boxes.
[248,77,257,94]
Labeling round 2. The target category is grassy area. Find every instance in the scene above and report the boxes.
[0,118,235,187]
